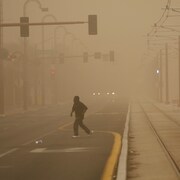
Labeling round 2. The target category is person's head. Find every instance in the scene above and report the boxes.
[73,96,80,103]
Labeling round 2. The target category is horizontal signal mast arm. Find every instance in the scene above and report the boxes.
[0,21,88,27]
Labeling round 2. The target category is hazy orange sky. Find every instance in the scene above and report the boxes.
[3,0,179,98]
[3,0,167,61]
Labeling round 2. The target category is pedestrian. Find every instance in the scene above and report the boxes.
[70,96,93,138]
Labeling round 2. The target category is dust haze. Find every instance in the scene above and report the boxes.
[2,0,168,105]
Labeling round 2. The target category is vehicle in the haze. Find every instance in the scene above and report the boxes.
[92,91,118,102]
[92,92,116,96]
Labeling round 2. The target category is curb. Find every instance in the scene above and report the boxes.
[116,103,130,180]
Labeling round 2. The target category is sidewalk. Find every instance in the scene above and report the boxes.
[117,101,180,180]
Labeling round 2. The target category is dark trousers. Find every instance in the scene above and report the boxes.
[73,115,90,136]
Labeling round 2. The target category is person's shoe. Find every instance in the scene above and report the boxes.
[72,135,79,138]
[88,130,94,136]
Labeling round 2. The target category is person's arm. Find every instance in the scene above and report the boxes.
[82,103,88,114]
[70,105,75,117]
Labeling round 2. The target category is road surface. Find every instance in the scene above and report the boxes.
[0,98,128,180]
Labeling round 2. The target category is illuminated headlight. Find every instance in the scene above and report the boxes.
[35,140,43,144]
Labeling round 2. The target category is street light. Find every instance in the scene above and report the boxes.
[60,32,76,56]
[41,14,57,105]
[22,0,48,111]
[54,26,69,54]
[23,0,48,16]
[0,0,5,115]
[54,27,76,103]
[54,27,87,57]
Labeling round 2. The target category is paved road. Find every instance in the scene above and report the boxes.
[0,98,128,180]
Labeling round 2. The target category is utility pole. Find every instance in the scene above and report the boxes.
[165,43,169,104]
[178,36,180,106]
[159,49,163,102]
[0,0,2,48]
[155,55,159,101]
[0,0,5,116]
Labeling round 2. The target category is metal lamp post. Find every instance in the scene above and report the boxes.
[23,0,48,16]
[54,27,76,102]
[41,14,57,105]
[54,26,69,54]
[62,32,76,56]
[0,0,4,115]
[22,0,48,110]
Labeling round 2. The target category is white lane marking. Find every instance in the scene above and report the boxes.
[22,121,73,146]
[22,130,56,146]
[0,148,18,158]
[30,147,92,153]
[31,148,46,153]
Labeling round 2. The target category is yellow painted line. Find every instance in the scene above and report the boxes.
[100,131,122,180]
[59,123,122,180]
[58,121,73,130]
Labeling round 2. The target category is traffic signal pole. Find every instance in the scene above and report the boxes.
[23,38,28,110]
[0,0,5,116]
[178,36,180,106]
[0,15,97,112]
[0,15,98,30]
[0,21,87,27]
[22,17,29,111]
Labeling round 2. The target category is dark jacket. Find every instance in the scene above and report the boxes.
[71,101,88,118]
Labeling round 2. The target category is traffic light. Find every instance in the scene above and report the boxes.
[59,53,64,64]
[109,51,115,62]
[83,52,88,63]
[20,17,29,37]
[88,15,97,35]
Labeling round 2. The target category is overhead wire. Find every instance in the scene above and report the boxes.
[144,0,180,59]
[147,0,171,36]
